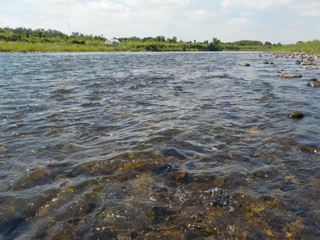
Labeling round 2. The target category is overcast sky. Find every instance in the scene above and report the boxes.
[1,0,320,43]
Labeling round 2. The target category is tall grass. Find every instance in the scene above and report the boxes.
[272,40,320,53]
[1,40,319,53]
[0,42,120,52]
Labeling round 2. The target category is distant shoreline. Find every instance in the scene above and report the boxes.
[0,41,319,54]
[0,43,319,54]
[1,27,319,53]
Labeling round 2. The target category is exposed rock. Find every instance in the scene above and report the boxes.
[301,61,313,66]
[287,111,305,119]
[295,60,301,65]
[239,63,250,67]
[307,81,320,88]
[263,61,269,64]
[279,73,302,78]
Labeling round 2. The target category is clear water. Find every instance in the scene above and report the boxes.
[1,52,320,239]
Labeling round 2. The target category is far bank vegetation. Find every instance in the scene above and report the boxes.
[0,27,319,53]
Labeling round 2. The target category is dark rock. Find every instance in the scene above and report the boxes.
[152,206,175,224]
[307,81,320,88]
[296,60,301,64]
[130,231,140,239]
[253,170,267,178]
[239,63,250,67]
[154,163,173,175]
[161,148,187,160]
[263,61,269,64]
[185,161,197,170]
[297,145,320,153]
[288,111,305,119]
[170,171,191,184]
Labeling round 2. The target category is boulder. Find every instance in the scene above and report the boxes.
[307,81,320,88]
[279,73,302,78]
[288,111,305,119]
[301,61,313,66]
[239,63,250,67]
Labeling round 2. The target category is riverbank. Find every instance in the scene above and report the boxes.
[273,51,320,70]
[1,42,320,54]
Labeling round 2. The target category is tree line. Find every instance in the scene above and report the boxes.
[0,27,288,52]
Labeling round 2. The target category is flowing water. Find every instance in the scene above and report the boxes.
[1,52,320,239]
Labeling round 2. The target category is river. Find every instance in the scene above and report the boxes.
[1,52,320,239]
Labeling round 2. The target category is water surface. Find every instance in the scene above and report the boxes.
[1,52,320,239]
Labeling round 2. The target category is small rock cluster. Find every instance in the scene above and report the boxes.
[274,52,320,70]
[273,52,320,87]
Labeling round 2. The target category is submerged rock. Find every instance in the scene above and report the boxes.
[161,148,187,160]
[298,145,320,154]
[287,111,305,119]
[154,163,174,175]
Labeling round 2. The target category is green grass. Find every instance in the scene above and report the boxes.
[0,41,123,52]
[271,40,320,53]
[1,39,320,53]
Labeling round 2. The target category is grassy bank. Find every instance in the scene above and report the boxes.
[1,40,319,53]
[271,40,320,53]
[1,27,319,53]
[0,41,274,53]
[0,41,225,52]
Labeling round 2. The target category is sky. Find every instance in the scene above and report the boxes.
[0,0,320,44]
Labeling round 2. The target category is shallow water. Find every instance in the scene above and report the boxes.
[1,52,320,239]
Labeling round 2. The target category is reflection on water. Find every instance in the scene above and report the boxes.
[1,52,320,239]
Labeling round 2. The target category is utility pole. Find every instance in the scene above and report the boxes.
[67,22,71,36]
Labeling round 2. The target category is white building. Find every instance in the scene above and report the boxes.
[105,39,120,45]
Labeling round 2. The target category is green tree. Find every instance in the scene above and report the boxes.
[209,38,221,51]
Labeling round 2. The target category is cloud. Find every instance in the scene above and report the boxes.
[226,17,252,26]
[221,0,320,16]
[240,11,253,17]
[290,1,320,16]
[0,16,22,27]
[219,17,263,41]
[125,0,190,8]
[187,9,215,20]
[222,0,292,9]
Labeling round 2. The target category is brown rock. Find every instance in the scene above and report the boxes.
[288,111,305,119]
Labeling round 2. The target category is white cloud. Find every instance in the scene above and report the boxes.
[125,0,190,8]
[240,11,253,17]
[221,0,320,16]
[290,1,320,16]
[187,9,215,20]
[222,0,292,9]
[226,17,252,26]
[0,0,317,43]
[0,16,22,27]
